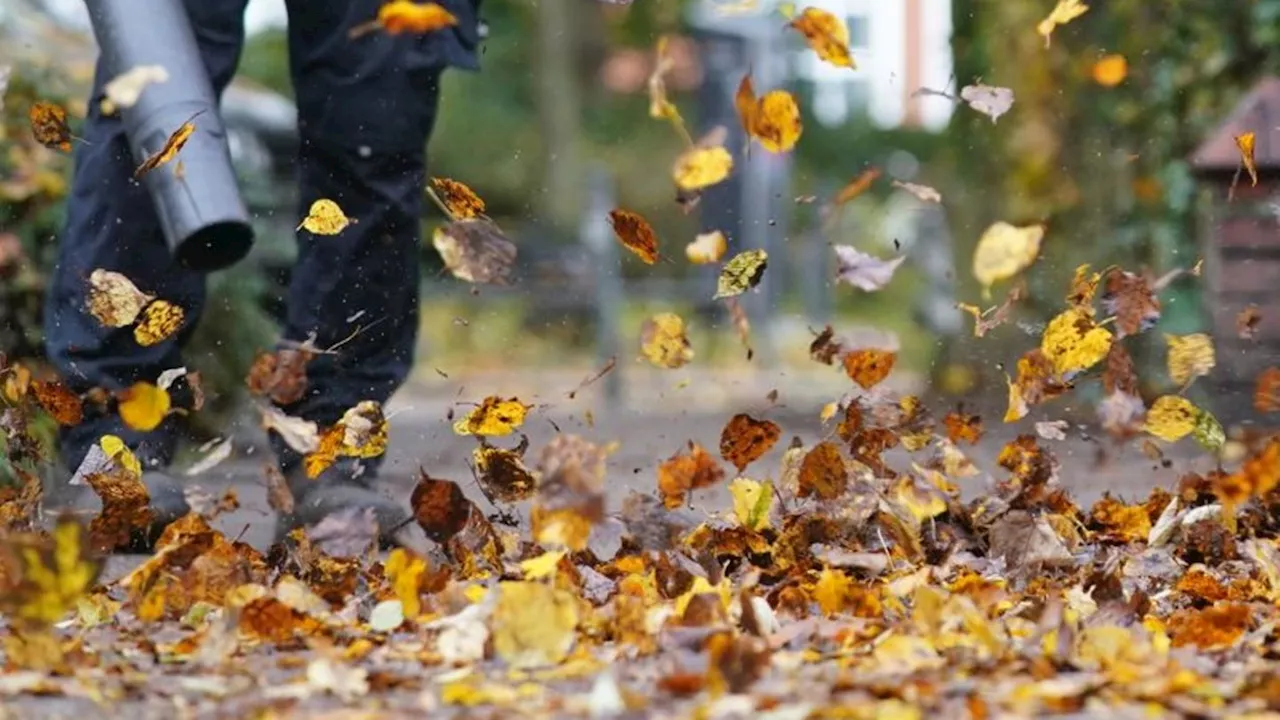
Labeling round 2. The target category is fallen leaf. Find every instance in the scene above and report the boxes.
[101,65,169,114]
[972,222,1043,295]
[714,249,768,299]
[246,347,312,406]
[736,74,802,153]
[943,411,983,445]
[86,270,153,328]
[960,84,1015,123]
[305,401,390,478]
[259,405,320,454]
[134,113,200,178]
[1041,308,1112,376]
[673,139,733,192]
[957,282,1025,337]
[843,348,896,389]
[640,313,694,369]
[264,465,294,514]
[1255,367,1280,413]
[730,478,772,531]
[410,473,474,544]
[28,101,73,152]
[1144,396,1200,443]
[788,7,855,68]
[1037,0,1090,47]
[429,177,486,219]
[1092,54,1127,87]
[797,441,848,499]
[533,435,608,551]
[432,219,516,285]
[308,506,378,558]
[1165,333,1216,387]
[658,442,727,508]
[298,199,353,235]
[608,209,660,264]
[31,380,82,426]
[306,657,369,701]
[117,382,171,432]
[491,582,579,669]
[83,459,155,551]
[719,413,781,472]
[892,180,942,203]
[833,246,906,292]
[686,231,728,264]
[0,518,100,627]
[453,396,529,437]
[384,548,426,619]
[988,511,1073,566]
[183,439,232,477]
[376,0,458,34]
[133,299,185,347]
[1102,270,1160,338]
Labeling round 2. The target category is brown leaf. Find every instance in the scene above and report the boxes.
[1237,305,1261,340]
[83,467,155,553]
[657,442,727,508]
[533,435,607,551]
[797,442,848,500]
[246,348,313,406]
[134,111,202,178]
[28,101,73,152]
[1102,270,1160,338]
[608,209,660,264]
[409,473,474,545]
[987,510,1074,567]
[809,326,842,365]
[474,441,537,503]
[1255,368,1280,413]
[957,282,1025,338]
[943,411,983,446]
[842,348,896,389]
[432,219,517,285]
[31,380,82,426]
[264,465,294,515]
[719,413,781,472]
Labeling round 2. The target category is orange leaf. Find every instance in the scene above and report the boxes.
[788,8,855,68]
[842,348,896,389]
[797,441,848,500]
[134,113,201,179]
[28,101,73,152]
[31,380,83,426]
[657,442,726,508]
[608,209,660,264]
[735,74,802,153]
[1091,54,1127,87]
[378,1,458,34]
[718,413,781,473]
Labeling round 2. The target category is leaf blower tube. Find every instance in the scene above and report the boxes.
[87,0,254,271]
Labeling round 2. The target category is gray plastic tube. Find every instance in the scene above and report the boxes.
[86,0,254,271]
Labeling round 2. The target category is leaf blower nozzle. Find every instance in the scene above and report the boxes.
[88,0,254,272]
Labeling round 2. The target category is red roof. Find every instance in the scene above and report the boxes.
[1191,77,1280,173]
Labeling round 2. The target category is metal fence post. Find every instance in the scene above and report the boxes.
[582,165,623,406]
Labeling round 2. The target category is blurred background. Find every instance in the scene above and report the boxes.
[4,0,1280,451]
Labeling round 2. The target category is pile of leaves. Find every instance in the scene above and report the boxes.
[7,1,1280,716]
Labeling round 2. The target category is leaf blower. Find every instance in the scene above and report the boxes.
[87,0,254,271]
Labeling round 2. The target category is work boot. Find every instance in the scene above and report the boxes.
[274,458,433,556]
[42,457,191,552]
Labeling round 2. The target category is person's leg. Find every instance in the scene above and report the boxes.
[42,0,249,512]
[274,0,469,550]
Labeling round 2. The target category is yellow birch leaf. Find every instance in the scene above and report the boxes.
[384,548,426,619]
[686,231,728,264]
[729,478,772,531]
[1037,0,1089,47]
[1236,132,1259,188]
[1040,308,1112,375]
[1165,333,1216,387]
[117,382,171,432]
[452,396,529,437]
[99,435,141,478]
[972,222,1044,296]
[1144,395,1200,443]
[735,75,802,153]
[640,313,694,369]
[672,146,733,192]
[298,199,354,235]
[520,550,566,581]
[788,7,855,69]
[491,582,579,669]
[133,299,185,347]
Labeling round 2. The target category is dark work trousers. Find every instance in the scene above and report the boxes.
[43,0,481,473]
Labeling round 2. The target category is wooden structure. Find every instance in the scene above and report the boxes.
[1190,77,1280,426]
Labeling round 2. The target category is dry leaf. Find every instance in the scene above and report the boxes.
[28,101,73,152]
[429,177,486,219]
[0,519,100,627]
[960,85,1015,124]
[788,7,855,68]
[410,473,474,545]
[1102,270,1160,338]
[892,180,942,203]
[640,313,694,369]
[658,442,726,508]
[133,300,185,347]
[1144,396,1200,443]
[101,65,169,115]
[1035,420,1068,441]
[432,219,516,285]
[1037,0,1090,47]
[1041,308,1112,376]
[246,347,313,406]
[830,169,881,209]
[1165,333,1216,387]
[491,582,579,669]
[647,35,690,142]
[687,231,728,264]
[833,246,906,292]
[117,382,171,432]
[673,142,733,192]
[730,478,772,531]
[376,0,458,34]
[453,396,529,437]
[298,199,353,235]
[86,269,153,328]
[957,282,1025,337]
[31,380,82,426]
[719,413,781,472]
[1092,54,1127,87]
[1255,367,1280,413]
[1235,132,1259,193]
[473,443,536,504]
[972,222,1043,296]
[797,441,848,499]
[259,405,320,454]
[134,113,199,178]
[736,74,802,153]
[843,348,897,390]
[1237,305,1261,340]
[714,249,768,299]
[608,209,660,264]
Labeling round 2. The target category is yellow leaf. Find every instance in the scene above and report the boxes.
[134,115,198,178]
[890,475,947,523]
[385,548,426,619]
[99,435,141,478]
[491,582,579,669]
[729,478,772,531]
[813,566,852,617]
[1004,374,1029,423]
[1092,54,1127,87]
[1144,395,1200,443]
[453,396,529,437]
[672,146,733,192]
[1165,333,1216,387]
[788,7,855,68]
[0,518,101,628]
[377,1,458,34]
[87,269,153,328]
[608,209,660,265]
[972,222,1044,296]
[132,299,185,347]
[429,177,486,219]
[1037,0,1089,47]
[520,550,566,581]
[1235,132,1259,189]
[736,75,802,153]
[714,249,768,299]
[28,101,73,152]
[686,231,728,264]
[101,65,169,115]
[298,199,354,235]
[117,382,171,432]
[639,313,694,369]
[647,36,691,144]
[1040,308,1112,376]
